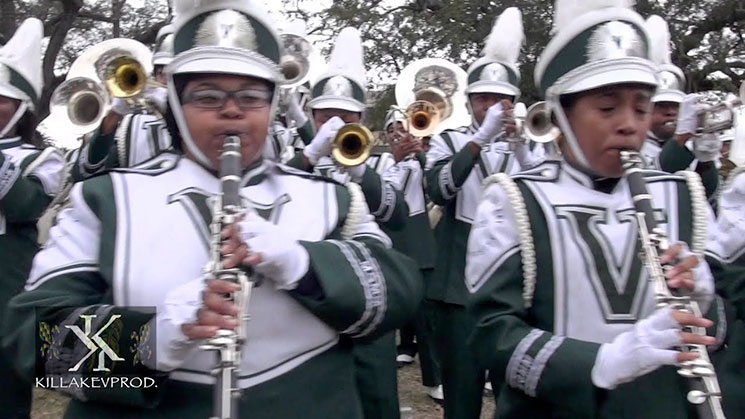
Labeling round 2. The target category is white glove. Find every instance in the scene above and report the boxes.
[675,94,702,135]
[471,102,505,146]
[237,211,310,289]
[145,86,169,114]
[151,277,204,370]
[110,87,168,115]
[692,133,721,163]
[286,91,309,127]
[671,242,715,312]
[303,116,345,165]
[347,163,367,183]
[591,308,682,389]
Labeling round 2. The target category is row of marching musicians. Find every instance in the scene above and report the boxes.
[1,1,745,419]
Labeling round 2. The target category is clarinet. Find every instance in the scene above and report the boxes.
[620,150,725,419]
[201,136,253,419]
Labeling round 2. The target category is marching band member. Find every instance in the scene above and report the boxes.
[466,1,725,417]
[0,18,64,418]
[152,23,175,85]
[5,2,422,418]
[639,15,684,170]
[384,112,443,403]
[424,7,527,418]
[288,27,410,419]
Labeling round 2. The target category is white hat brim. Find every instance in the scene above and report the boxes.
[308,96,365,113]
[167,48,280,83]
[0,83,30,105]
[561,67,658,96]
[652,90,684,103]
[465,81,519,97]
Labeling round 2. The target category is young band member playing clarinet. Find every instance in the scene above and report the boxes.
[466,1,727,417]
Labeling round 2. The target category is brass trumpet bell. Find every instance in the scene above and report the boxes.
[47,38,153,137]
[524,101,561,143]
[332,123,374,167]
[405,100,442,137]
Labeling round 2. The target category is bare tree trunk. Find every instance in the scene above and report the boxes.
[112,0,123,38]
[40,0,84,119]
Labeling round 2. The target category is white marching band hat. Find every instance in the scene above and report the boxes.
[309,27,366,113]
[152,23,175,67]
[534,0,658,171]
[0,18,43,111]
[646,15,685,103]
[465,7,524,99]
[166,0,282,169]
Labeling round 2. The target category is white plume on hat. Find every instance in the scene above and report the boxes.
[325,27,365,92]
[0,18,43,106]
[646,15,671,65]
[482,7,523,70]
[553,0,636,34]
[309,27,366,112]
[284,19,307,37]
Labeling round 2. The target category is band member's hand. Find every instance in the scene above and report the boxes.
[303,116,344,165]
[591,307,715,390]
[391,132,421,162]
[181,280,241,340]
[674,94,701,136]
[660,242,715,311]
[234,212,310,289]
[471,100,513,146]
[692,133,721,162]
[286,90,309,126]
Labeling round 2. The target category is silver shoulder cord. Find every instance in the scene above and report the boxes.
[202,136,253,419]
[482,173,537,309]
[621,150,725,419]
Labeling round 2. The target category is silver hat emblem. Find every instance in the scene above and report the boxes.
[587,21,645,62]
[324,75,353,97]
[479,63,508,83]
[658,70,682,91]
[414,65,458,96]
[195,10,257,50]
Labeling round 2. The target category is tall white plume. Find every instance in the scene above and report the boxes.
[553,0,636,34]
[646,15,672,65]
[482,7,523,65]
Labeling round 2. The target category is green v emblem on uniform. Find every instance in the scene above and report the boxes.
[555,205,664,323]
[168,187,291,250]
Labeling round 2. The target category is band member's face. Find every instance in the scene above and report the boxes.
[181,74,272,169]
[562,84,653,177]
[154,66,167,85]
[0,94,20,136]
[385,121,405,142]
[469,92,514,125]
[650,101,679,140]
[312,108,361,131]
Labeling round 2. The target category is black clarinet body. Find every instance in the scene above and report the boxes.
[620,150,725,419]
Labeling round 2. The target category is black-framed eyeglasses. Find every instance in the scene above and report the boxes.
[183,88,272,110]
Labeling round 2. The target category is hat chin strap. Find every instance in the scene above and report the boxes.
[167,77,279,172]
[548,97,593,172]
[0,101,29,138]
[466,100,480,129]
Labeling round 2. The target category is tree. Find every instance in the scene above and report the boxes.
[1,0,170,119]
[281,0,744,129]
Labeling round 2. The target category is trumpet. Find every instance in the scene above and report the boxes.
[695,82,745,135]
[522,101,561,144]
[332,123,374,167]
[48,38,155,137]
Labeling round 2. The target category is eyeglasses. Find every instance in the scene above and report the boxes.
[183,88,272,110]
